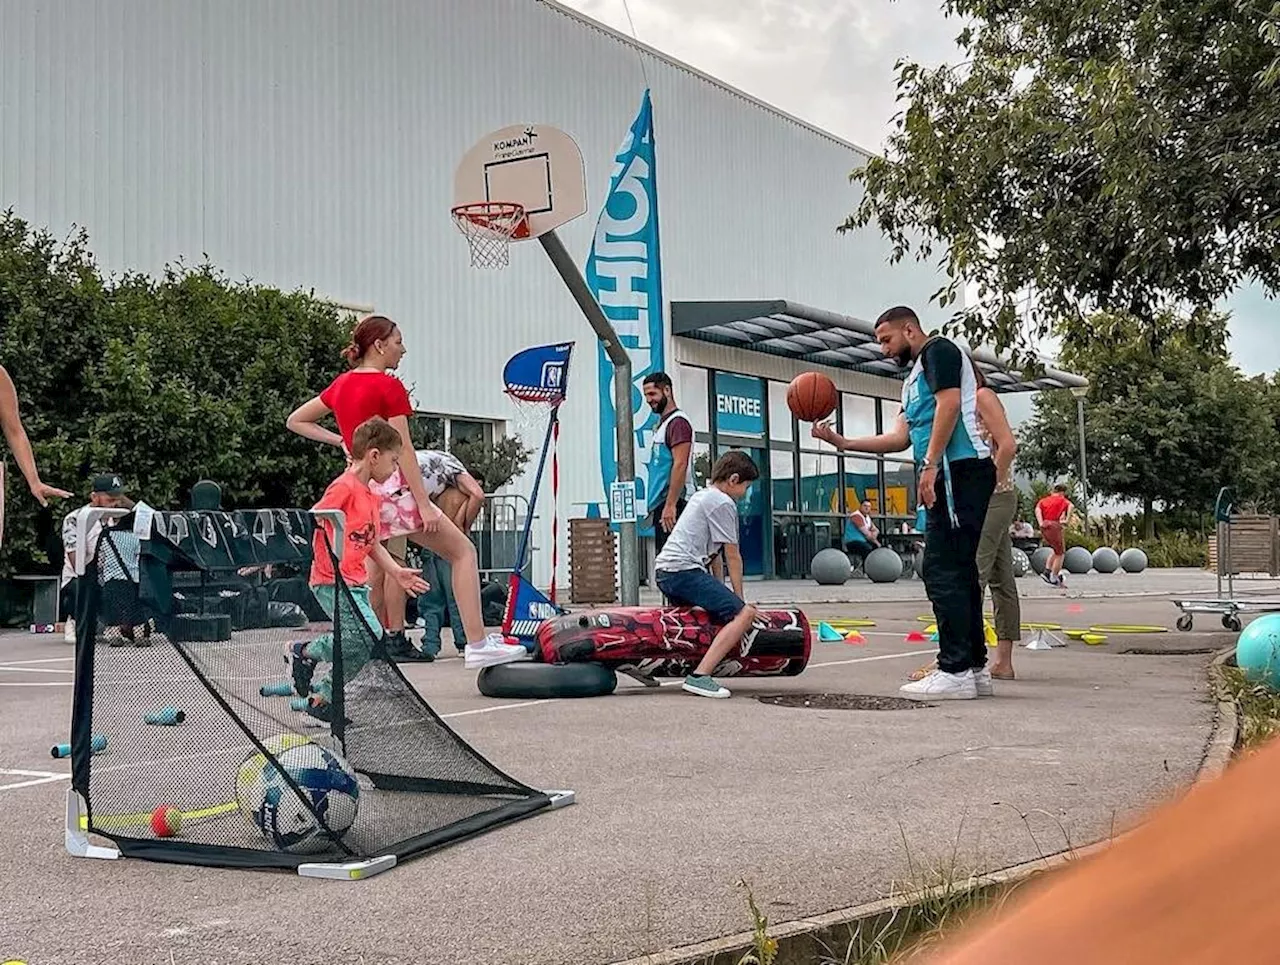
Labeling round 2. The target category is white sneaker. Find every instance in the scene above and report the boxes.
[899,669,977,701]
[463,633,531,669]
[973,668,994,696]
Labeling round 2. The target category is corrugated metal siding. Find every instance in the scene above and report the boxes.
[0,0,948,588]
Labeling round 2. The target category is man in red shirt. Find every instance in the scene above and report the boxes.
[1035,483,1075,587]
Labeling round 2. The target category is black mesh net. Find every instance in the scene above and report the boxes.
[69,508,551,871]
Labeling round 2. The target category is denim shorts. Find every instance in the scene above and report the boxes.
[655,567,746,622]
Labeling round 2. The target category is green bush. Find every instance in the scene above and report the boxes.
[0,210,352,577]
[1135,532,1209,569]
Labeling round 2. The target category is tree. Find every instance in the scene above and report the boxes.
[844,0,1280,359]
[410,416,534,493]
[1017,311,1277,536]
[0,210,353,577]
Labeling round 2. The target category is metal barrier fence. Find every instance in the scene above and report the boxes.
[468,493,533,583]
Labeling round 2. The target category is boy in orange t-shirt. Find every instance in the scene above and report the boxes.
[290,416,428,722]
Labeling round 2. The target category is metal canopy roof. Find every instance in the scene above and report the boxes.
[671,299,1089,394]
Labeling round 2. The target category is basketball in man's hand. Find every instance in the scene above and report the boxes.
[786,372,838,422]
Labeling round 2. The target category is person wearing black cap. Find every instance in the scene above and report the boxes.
[59,473,137,643]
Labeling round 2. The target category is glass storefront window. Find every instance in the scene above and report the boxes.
[692,441,712,488]
[768,380,794,442]
[841,394,877,440]
[839,457,880,517]
[798,450,842,515]
[681,366,709,429]
[883,398,903,429]
[770,448,796,512]
[882,459,918,524]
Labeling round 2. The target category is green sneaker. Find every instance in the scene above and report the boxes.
[682,674,731,699]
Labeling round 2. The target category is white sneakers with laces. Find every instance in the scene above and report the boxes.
[900,668,988,700]
[463,633,530,669]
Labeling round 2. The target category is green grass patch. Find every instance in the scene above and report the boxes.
[723,824,1053,965]
[1218,665,1280,750]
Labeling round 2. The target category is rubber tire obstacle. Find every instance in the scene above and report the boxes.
[477,662,618,699]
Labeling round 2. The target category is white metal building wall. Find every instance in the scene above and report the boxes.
[0,0,945,589]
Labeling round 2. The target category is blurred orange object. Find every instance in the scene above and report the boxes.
[922,739,1280,964]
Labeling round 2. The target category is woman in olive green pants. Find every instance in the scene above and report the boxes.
[907,366,1022,684]
[974,368,1020,678]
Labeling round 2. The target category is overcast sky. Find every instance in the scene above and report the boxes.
[560,0,1278,381]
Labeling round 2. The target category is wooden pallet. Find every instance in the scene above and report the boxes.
[569,518,618,604]
[1211,517,1279,575]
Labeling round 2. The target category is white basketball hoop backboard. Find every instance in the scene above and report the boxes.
[453,124,587,240]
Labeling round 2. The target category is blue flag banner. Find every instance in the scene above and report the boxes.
[586,89,665,537]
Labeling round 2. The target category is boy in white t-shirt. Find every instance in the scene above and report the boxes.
[653,450,760,699]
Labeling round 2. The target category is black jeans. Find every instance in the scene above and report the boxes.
[923,458,996,675]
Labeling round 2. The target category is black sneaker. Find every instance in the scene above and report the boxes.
[287,640,317,696]
[383,630,433,663]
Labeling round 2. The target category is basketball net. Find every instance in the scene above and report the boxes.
[451,202,528,270]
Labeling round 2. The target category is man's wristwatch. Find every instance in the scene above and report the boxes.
[920,457,934,470]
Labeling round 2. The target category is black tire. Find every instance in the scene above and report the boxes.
[1224,615,1242,632]
[1176,614,1193,632]
[476,661,617,699]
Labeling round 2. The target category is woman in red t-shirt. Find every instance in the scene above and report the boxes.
[287,315,527,669]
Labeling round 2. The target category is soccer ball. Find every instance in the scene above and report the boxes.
[236,734,360,854]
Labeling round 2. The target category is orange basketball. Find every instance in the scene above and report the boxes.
[786,372,838,422]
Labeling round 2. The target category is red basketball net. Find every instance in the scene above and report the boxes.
[451,202,527,270]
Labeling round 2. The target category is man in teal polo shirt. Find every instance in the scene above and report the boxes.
[813,306,995,701]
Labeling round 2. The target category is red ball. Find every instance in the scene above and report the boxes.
[786,371,838,422]
[150,805,182,837]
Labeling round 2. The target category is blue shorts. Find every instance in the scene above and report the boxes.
[655,567,746,623]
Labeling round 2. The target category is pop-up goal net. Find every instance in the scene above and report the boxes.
[64,507,572,879]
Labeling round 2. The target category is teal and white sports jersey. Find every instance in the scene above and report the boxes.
[647,409,696,513]
[901,336,990,465]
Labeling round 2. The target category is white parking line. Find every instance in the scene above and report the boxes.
[0,649,929,791]
[0,656,75,665]
[0,769,69,791]
[0,665,74,674]
[0,681,72,687]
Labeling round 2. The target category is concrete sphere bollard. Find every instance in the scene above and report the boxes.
[1031,546,1054,575]
[811,547,852,585]
[1119,547,1148,573]
[864,547,904,583]
[1092,546,1120,574]
[1064,546,1094,575]
[1011,547,1030,577]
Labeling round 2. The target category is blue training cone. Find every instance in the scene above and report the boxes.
[817,622,846,643]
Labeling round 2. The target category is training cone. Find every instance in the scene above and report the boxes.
[1024,636,1053,651]
[985,622,999,648]
[844,631,867,645]
[1082,633,1108,645]
[905,630,929,643]
[817,622,846,643]
[929,631,939,643]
